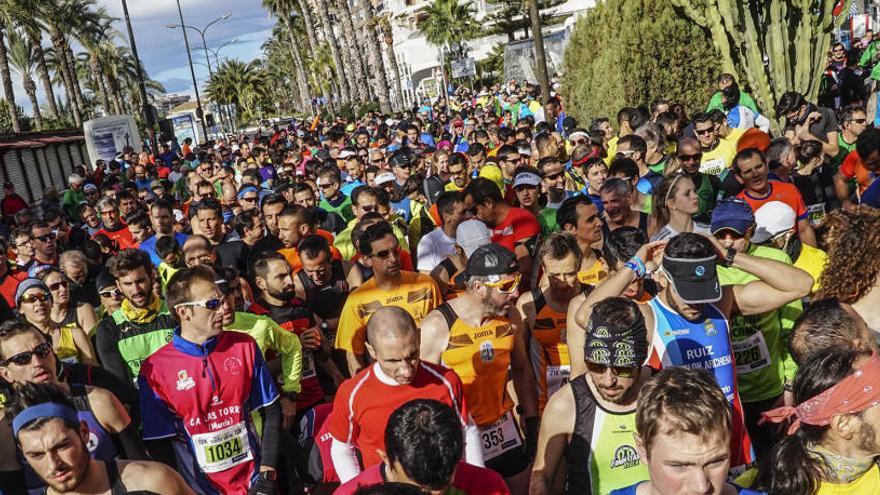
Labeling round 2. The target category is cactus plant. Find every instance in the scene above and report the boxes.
[672,0,850,132]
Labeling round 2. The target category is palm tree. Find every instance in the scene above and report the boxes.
[205,59,272,126]
[37,0,84,125]
[6,28,41,129]
[418,0,482,58]
[263,0,314,114]
[332,0,370,103]
[73,7,115,115]
[313,0,351,105]
[0,15,20,133]
[14,0,59,119]
[354,0,392,114]
[376,15,403,110]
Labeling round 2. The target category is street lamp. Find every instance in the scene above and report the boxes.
[193,38,239,68]
[166,10,230,142]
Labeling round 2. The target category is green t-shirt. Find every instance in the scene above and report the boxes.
[707,90,759,114]
[538,207,559,239]
[320,195,353,223]
[225,311,302,393]
[831,133,857,174]
[717,245,802,402]
[62,189,85,221]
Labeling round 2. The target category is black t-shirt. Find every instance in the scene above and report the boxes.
[217,240,250,275]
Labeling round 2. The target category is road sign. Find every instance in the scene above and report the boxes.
[451,58,476,79]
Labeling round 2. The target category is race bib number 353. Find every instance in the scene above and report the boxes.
[192,422,253,473]
[478,411,523,461]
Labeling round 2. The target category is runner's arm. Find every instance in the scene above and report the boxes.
[833,171,855,209]
[729,252,813,316]
[89,386,147,460]
[529,386,575,495]
[509,307,538,420]
[71,325,98,366]
[566,294,589,378]
[77,303,99,336]
[259,401,281,470]
[330,437,362,482]
[418,310,450,364]
[95,318,130,383]
[797,218,817,248]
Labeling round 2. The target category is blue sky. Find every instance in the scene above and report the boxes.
[12,0,275,111]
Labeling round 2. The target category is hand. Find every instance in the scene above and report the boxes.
[280,397,298,430]
[702,233,729,261]
[299,326,322,351]
[635,240,667,272]
[248,471,278,495]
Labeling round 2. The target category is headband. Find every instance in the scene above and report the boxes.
[236,186,259,199]
[12,403,79,436]
[585,312,648,368]
[760,354,880,435]
[571,155,592,167]
[664,173,686,206]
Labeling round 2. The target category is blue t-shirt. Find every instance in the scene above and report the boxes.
[139,232,190,266]
[859,175,880,207]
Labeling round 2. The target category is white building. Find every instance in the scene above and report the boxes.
[375,0,596,106]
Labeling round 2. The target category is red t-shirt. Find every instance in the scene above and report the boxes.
[0,269,26,309]
[491,207,540,253]
[839,150,875,194]
[327,361,469,470]
[93,224,135,250]
[333,461,510,495]
[737,181,808,222]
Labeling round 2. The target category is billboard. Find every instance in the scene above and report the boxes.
[82,115,142,166]
[171,114,197,146]
[504,28,570,84]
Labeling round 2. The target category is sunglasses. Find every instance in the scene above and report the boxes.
[19,292,50,305]
[317,182,336,189]
[359,204,377,213]
[371,246,401,260]
[677,153,703,162]
[694,128,714,136]
[47,280,69,291]
[2,342,52,366]
[34,234,55,242]
[483,273,521,293]
[545,171,564,181]
[176,298,223,311]
[99,288,122,299]
[241,196,258,203]
[586,362,638,378]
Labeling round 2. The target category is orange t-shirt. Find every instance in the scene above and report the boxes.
[279,245,342,272]
[839,150,875,194]
[737,181,808,222]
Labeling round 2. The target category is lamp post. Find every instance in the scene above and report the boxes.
[119,0,158,155]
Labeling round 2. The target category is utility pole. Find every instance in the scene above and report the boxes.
[528,0,550,103]
[173,0,208,143]
[119,0,158,156]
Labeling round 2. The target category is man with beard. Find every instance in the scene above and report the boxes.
[139,266,282,495]
[515,233,586,414]
[420,244,537,495]
[30,222,61,269]
[327,307,481,482]
[756,348,880,493]
[336,222,442,376]
[92,198,134,251]
[531,297,651,495]
[577,233,813,469]
[251,252,341,415]
[95,249,177,385]
[9,382,192,495]
[214,266,303,430]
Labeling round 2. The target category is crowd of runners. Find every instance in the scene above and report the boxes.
[3,48,880,495]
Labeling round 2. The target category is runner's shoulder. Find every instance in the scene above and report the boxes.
[117,460,192,494]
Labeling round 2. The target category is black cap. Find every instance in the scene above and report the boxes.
[661,255,722,304]
[95,269,116,292]
[314,148,331,162]
[466,244,518,278]
[389,149,414,168]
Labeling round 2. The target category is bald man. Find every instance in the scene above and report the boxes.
[326,307,484,482]
[182,234,218,267]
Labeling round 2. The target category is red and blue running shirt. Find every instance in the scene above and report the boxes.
[138,330,279,495]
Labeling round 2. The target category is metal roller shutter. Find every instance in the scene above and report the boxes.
[70,144,83,169]
[46,145,65,189]
[34,147,50,197]
[58,144,73,179]
[19,150,39,203]
[4,150,28,203]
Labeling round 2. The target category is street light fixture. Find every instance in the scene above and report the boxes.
[166,11,231,141]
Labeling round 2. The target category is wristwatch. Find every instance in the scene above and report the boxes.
[259,469,277,481]
[724,247,737,267]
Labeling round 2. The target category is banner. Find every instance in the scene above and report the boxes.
[504,28,570,84]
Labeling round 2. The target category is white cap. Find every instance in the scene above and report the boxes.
[456,219,492,258]
[338,149,356,159]
[569,131,588,142]
[752,201,796,244]
[375,172,396,186]
[173,209,185,223]
[513,172,542,188]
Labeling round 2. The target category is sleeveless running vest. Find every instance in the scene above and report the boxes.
[70,383,118,460]
[53,325,80,364]
[646,297,754,467]
[437,258,466,300]
[565,375,648,495]
[109,304,177,382]
[296,259,350,321]
[530,287,572,414]
[438,303,514,426]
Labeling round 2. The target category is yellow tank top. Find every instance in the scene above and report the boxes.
[529,287,572,414]
[438,303,514,426]
[817,464,880,494]
[54,325,79,363]
[578,256,609,286]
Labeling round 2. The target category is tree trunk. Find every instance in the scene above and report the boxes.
[379,21,404,111]
[49,26,81,126]
[356,0,392,113]
[104,71,123,115]
[30,32,59,119]
[66,43,87,118]
[90,53,111,114]
[333,0,371,103]
[23,75,42,130]
[0,30,21,133]
[314,0,351,105]
[283,19,314,116]
[296,0,321,62]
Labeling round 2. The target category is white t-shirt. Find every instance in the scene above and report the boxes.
[651,222,711,242]
[417,228,457,272]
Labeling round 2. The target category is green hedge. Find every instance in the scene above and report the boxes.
[562,0,722,123]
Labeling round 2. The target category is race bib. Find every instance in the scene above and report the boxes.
[806,203,826,226]
[191,422,253,473]
[479,411,523,461]
[546,365,570,397]
[302,353,317,380]
[699,158,726,176]
[732,332,771,375]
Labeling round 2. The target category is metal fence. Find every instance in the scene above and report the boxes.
[0,131,88,204]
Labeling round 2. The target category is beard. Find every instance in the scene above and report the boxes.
[858,421,880,453]
[268,285,296,301]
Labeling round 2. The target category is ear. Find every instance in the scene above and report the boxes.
[831,413,858,440]
[79,420,90,445]
[652,270,668,289]
[362,255,374,268]
[734,173,744,185]
[0,364,11,383]
[365,341,377,361]
[255,276,268,292]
